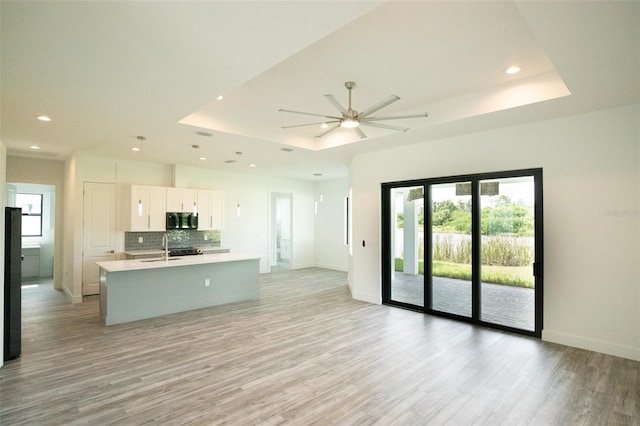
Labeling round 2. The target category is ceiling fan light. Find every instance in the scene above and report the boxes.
[340,117,359,128]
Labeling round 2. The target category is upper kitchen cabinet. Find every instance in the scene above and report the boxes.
[123,185,167,231]
[167,188,197,213]
[197,189,224,230]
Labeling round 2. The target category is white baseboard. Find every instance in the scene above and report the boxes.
[63,285,82,304]
[542,329,640,361]
[350,289,381,305]
[313,263,348,272]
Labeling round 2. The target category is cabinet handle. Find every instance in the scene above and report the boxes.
[106,250,115,254]
[148,215,151,229]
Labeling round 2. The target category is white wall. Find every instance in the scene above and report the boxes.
[314,178,349,271]
[348,103,640,361]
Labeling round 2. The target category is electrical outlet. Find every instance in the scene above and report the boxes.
[138,237,143,243]
[204,235,208,241]
[204,278,210,287]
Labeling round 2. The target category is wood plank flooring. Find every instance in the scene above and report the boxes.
[1,268,639,425]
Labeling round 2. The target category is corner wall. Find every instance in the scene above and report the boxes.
[348,104,640,361]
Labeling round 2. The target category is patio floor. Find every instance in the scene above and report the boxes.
[391,272,535,331]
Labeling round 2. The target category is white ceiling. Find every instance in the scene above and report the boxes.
[2,1,638,181]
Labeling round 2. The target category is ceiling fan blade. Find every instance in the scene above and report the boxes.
[362,112,429,121]
[360,122,409,132]
[324,94,348,115]
[355,127,368,139]
[358,95,401,118]
[314,123,340,139]
[278,109,341,120]
[281,120,339,129]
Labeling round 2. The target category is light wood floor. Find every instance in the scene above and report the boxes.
[1,268,639,425]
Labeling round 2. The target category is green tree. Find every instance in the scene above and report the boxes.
[481,196,534,236]
[432,200,456,226]
[450,209,472,234]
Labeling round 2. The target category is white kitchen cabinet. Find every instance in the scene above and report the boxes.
[196,189,224,230]
[166,188,198,213]
[196,189,212,229]
[124,185,167,231]
[211,190,224,230]
[21,246,40,279]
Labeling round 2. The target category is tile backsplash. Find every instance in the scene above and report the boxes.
[125,230,221,251]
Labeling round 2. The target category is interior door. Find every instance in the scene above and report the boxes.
[82,182,117,295]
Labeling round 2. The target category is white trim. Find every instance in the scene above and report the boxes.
[543,329,640,362]
[314,263,348,272]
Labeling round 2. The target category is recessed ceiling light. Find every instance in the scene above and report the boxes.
[249,164,256,168]
[137,135,146,141]
[235,151,243,155]
[505,66,521,74]
[36,115,51,122]
[131,147,140,152]
[199,157,207,161]
[216,95,224,101]
[321,123,328,129]
[29,145,41,150]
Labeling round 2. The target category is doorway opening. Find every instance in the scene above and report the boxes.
[7,182,57,287]
[270,192,292,272]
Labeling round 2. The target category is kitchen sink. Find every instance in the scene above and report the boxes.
[140,258,182,263]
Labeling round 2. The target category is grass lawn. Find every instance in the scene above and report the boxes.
[394,258,534,288]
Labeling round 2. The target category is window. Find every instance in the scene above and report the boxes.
[16,193,43,237]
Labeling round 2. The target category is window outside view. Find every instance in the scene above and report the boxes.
[16,193,43,237]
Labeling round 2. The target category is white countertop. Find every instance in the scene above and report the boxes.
[96,252,261,273]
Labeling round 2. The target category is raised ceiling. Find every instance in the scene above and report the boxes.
[1,1,638,180]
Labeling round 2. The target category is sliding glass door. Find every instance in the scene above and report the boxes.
[479,176,537,331]
[429,182,472,318]
[382,169,543,337]
[386,186,424,308]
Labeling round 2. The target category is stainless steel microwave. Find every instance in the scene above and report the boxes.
[166,212,198,230]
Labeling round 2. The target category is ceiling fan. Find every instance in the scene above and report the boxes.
[279,81,428,139]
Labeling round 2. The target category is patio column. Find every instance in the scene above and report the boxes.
[403,195,418,275]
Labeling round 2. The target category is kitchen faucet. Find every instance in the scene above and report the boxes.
[162,233,169,261]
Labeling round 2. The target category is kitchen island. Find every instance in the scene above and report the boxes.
[96,253,260,325]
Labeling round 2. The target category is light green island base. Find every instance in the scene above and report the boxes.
[98,255,260,325]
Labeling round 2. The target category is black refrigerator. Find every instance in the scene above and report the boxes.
[4,207,21,361]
